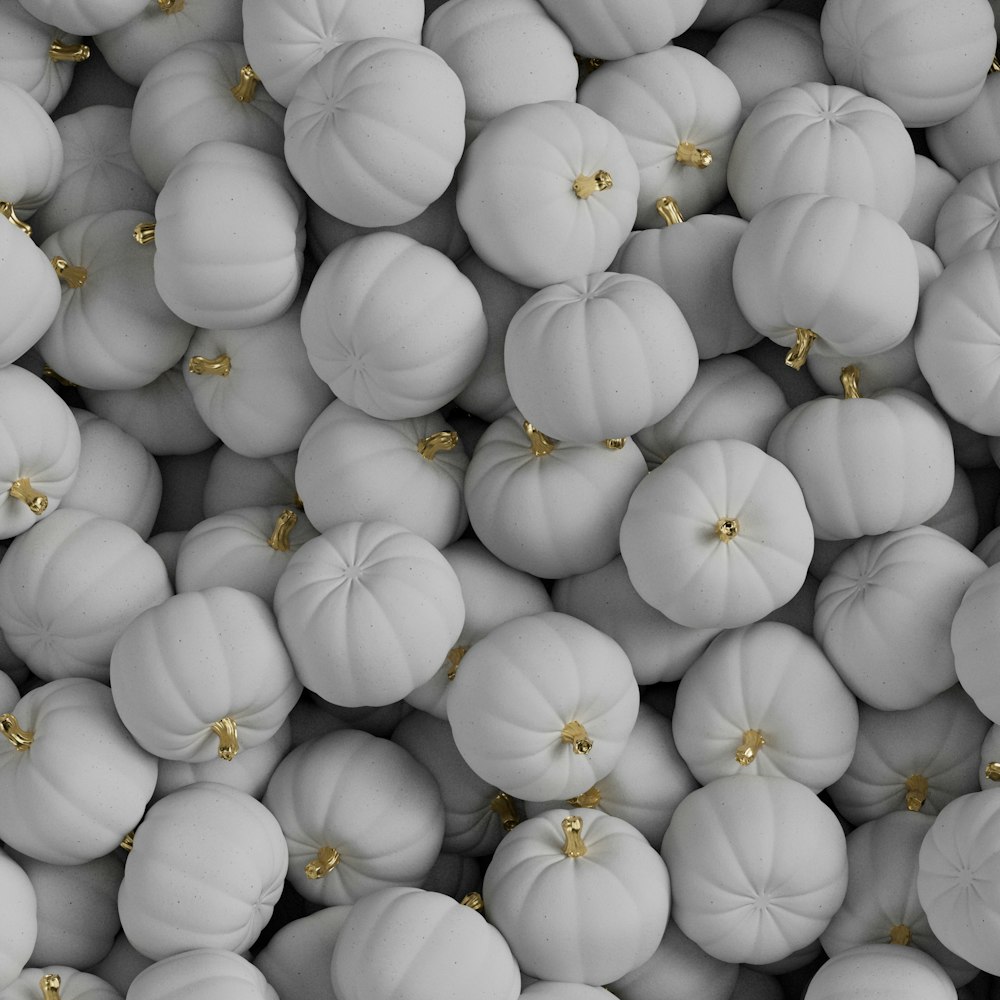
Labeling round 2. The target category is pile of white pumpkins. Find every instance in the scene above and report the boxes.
[4,0,1000,996]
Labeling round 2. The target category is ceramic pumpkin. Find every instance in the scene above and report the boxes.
[17,0,145,35]
[110,586,301,763]
[933,160,1000,266]
[126,949,277,1000]
[0,79,62,220]
[0,849,36,992]
[577,46,742,225]
[982,725,1000,790]
[446,611,640,802]
[272,520,465,708]
[661,773,849,965]
[253,905,350,1000]
[0,968,121,1000]
[283,38,465,229]
[117,783,288,961]
[143,139,305,330]
[503,270,698,442]
[455,100,640,288]
[925,71,1000,180]
[619,438,814,629]
[820,0,996,128]
[802,944,958,1000]
[951,560,1000,725]
[0,677,158,865]
[330,886,520,1000]
[299,232,487,419]
[202,448,297,519]
[261,729,445,906]
[766,366,954,540]
[0,365,81,540]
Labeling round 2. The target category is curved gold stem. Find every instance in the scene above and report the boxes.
[573,170,613,199]
[461,891,484,911]
[49,40,90,62]
[132,221,156,245]
[267,508,298,552]
[840,365,862,399]
[985,761,1000,781]
[735,729,766,766]
[904,773,929,812]
[523,421,556,457]
[43,365,77,388]
[562,815,587,858]
[188,354,231,376]
[567,785,601,809]
[0,202,31,237]
[120,831,134,852]
[445,645,468,681]
[50,256,88,288]
[603,437,626,450]
[889,923,911,946]
[489,791,519,831]
[39,974,62,1000]
[417,430,458,460]
[715,517,740,542]
[210,716,239,761]
[305,844,341,879]
[561,720,592,755]
[0,713,33,751]
[9,477,47,514]
[992,56,1000,73]
[655,196,684,226]
[785,328,816,370]
[158,0,185,11]
[675,141,712,168]
[231,64,261,103]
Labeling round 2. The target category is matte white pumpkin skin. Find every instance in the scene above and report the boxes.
[17,0,145,34]
[0,849,36,991]
[933,160,1000,266]
[0,2,81,112]
[0,967,120,1000]
[128,949,278,1000]
[0,79,62,217]
[802,944,958,1000]
[951,560,1000,725]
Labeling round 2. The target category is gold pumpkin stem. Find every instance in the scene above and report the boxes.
[573,170,613,199]
[231,64,261,103]
[675,141,713,168]
[305,845,341,879]
[785,327,817,370]
[9,477,48,515]
[50,256,88,288]
[840,364,862,399]
[210,716,239,761]
[0,713,33,751]
[49,40,90,62]
[992,56,1000,73]
[562,815,588,858]
[133,221,156,245]
[985,761,1000,781]
[489,791,520,831]
[461,891,484,911]
[39,974,62,1000]
[523,420,556,457]
[158,0,185,11]
[267,508,298,552]
[904,773,929,812]
[735,729,766,766]
[561,720,593,755]
[42,365,77,387]
[120,831,134,852]
[574,53,604,78]
[417,430,459,460]
[0,202,31,237]
[567,785,601,809]
[715,517,740,542]
[655,196,684,226]
[602,437,626,450]
[188,354,231,376]
[889,923,912,946]
[445,645,468,681]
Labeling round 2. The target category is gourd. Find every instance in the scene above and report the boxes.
[16,0,146,35]
[272,520,465,708]
[619,438,814,629]
[129,40,285,192]
[0,508,172,683]
[116,783,289,960]
[482,809,670,985]
[299,232,487,420]
[455,100,640,288]
[951,560,1000,725]
[110,586,301,763]
[0,848,36,991]
[283,38,466,229]
[661,773,849,965]
[671,621,859,793]
[802,944,958,1000]
[0,365,81,541]
[0,79,62,219]
[125,949,278,1000]
[933,160,1000,266]
[37,209,195,390]
[925,71,1000,180]
[503,270,699,443]
[463,409,648,580]
[0,968,121,1000]
[899,155,959,247]
[330,886,521,1000]
[202,448,297,519]
[261,729,445,906]
[446,611,640,802]
[253,906,351,1000]
[0,677,158,865]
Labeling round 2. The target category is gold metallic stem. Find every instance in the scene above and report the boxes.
[715,517,740,542]
[158,0,185,11]
[573,170,613,199]
[561,720,593,755]
[574,53,604,78]
[567,785,601,808]
[445,645,468,681]
[655,196,684,225]
[210,716,239,761]
[840,364,862,399]
[603,437,625,450]
[461,891,484,911]
[120,831,134,852]
[188,354,231,376]
[231,64,261,103]
[0,202,31,237]
[417,430,459,460]
[985,761,1000,781]
[305,845,341,879]
[39,974,62,1000]
[785,327,817,370]
[992,56,1000,73]
[523,420,556,457]
[675,141,712,168]
[489,791,519,831]
[133,221,156,245]
[0,713,33,751]
[50,256,88,288]
[904,774,929,811]
[889,924,911,946]
[9,477,48,514]
[267,508,298,552]
[49,40,90,62]
[562,815,587,858]
[735,729,765,766]
[43,366,77,387]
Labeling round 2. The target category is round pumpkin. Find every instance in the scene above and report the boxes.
[253,905,350,1000]
[802,944,958,1000]
[0,849,36,991]
[0,968,121,1000]
[933,159,1000,266]
[17,0,146,35]
[951,560,1000,726]
[0,79,62,219]
[202,448,297,519]
[925,71,1000,180]
[899,154,959,247]
[619,438,814,629]
[0,2,83,113]
[126,949,277,1000]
